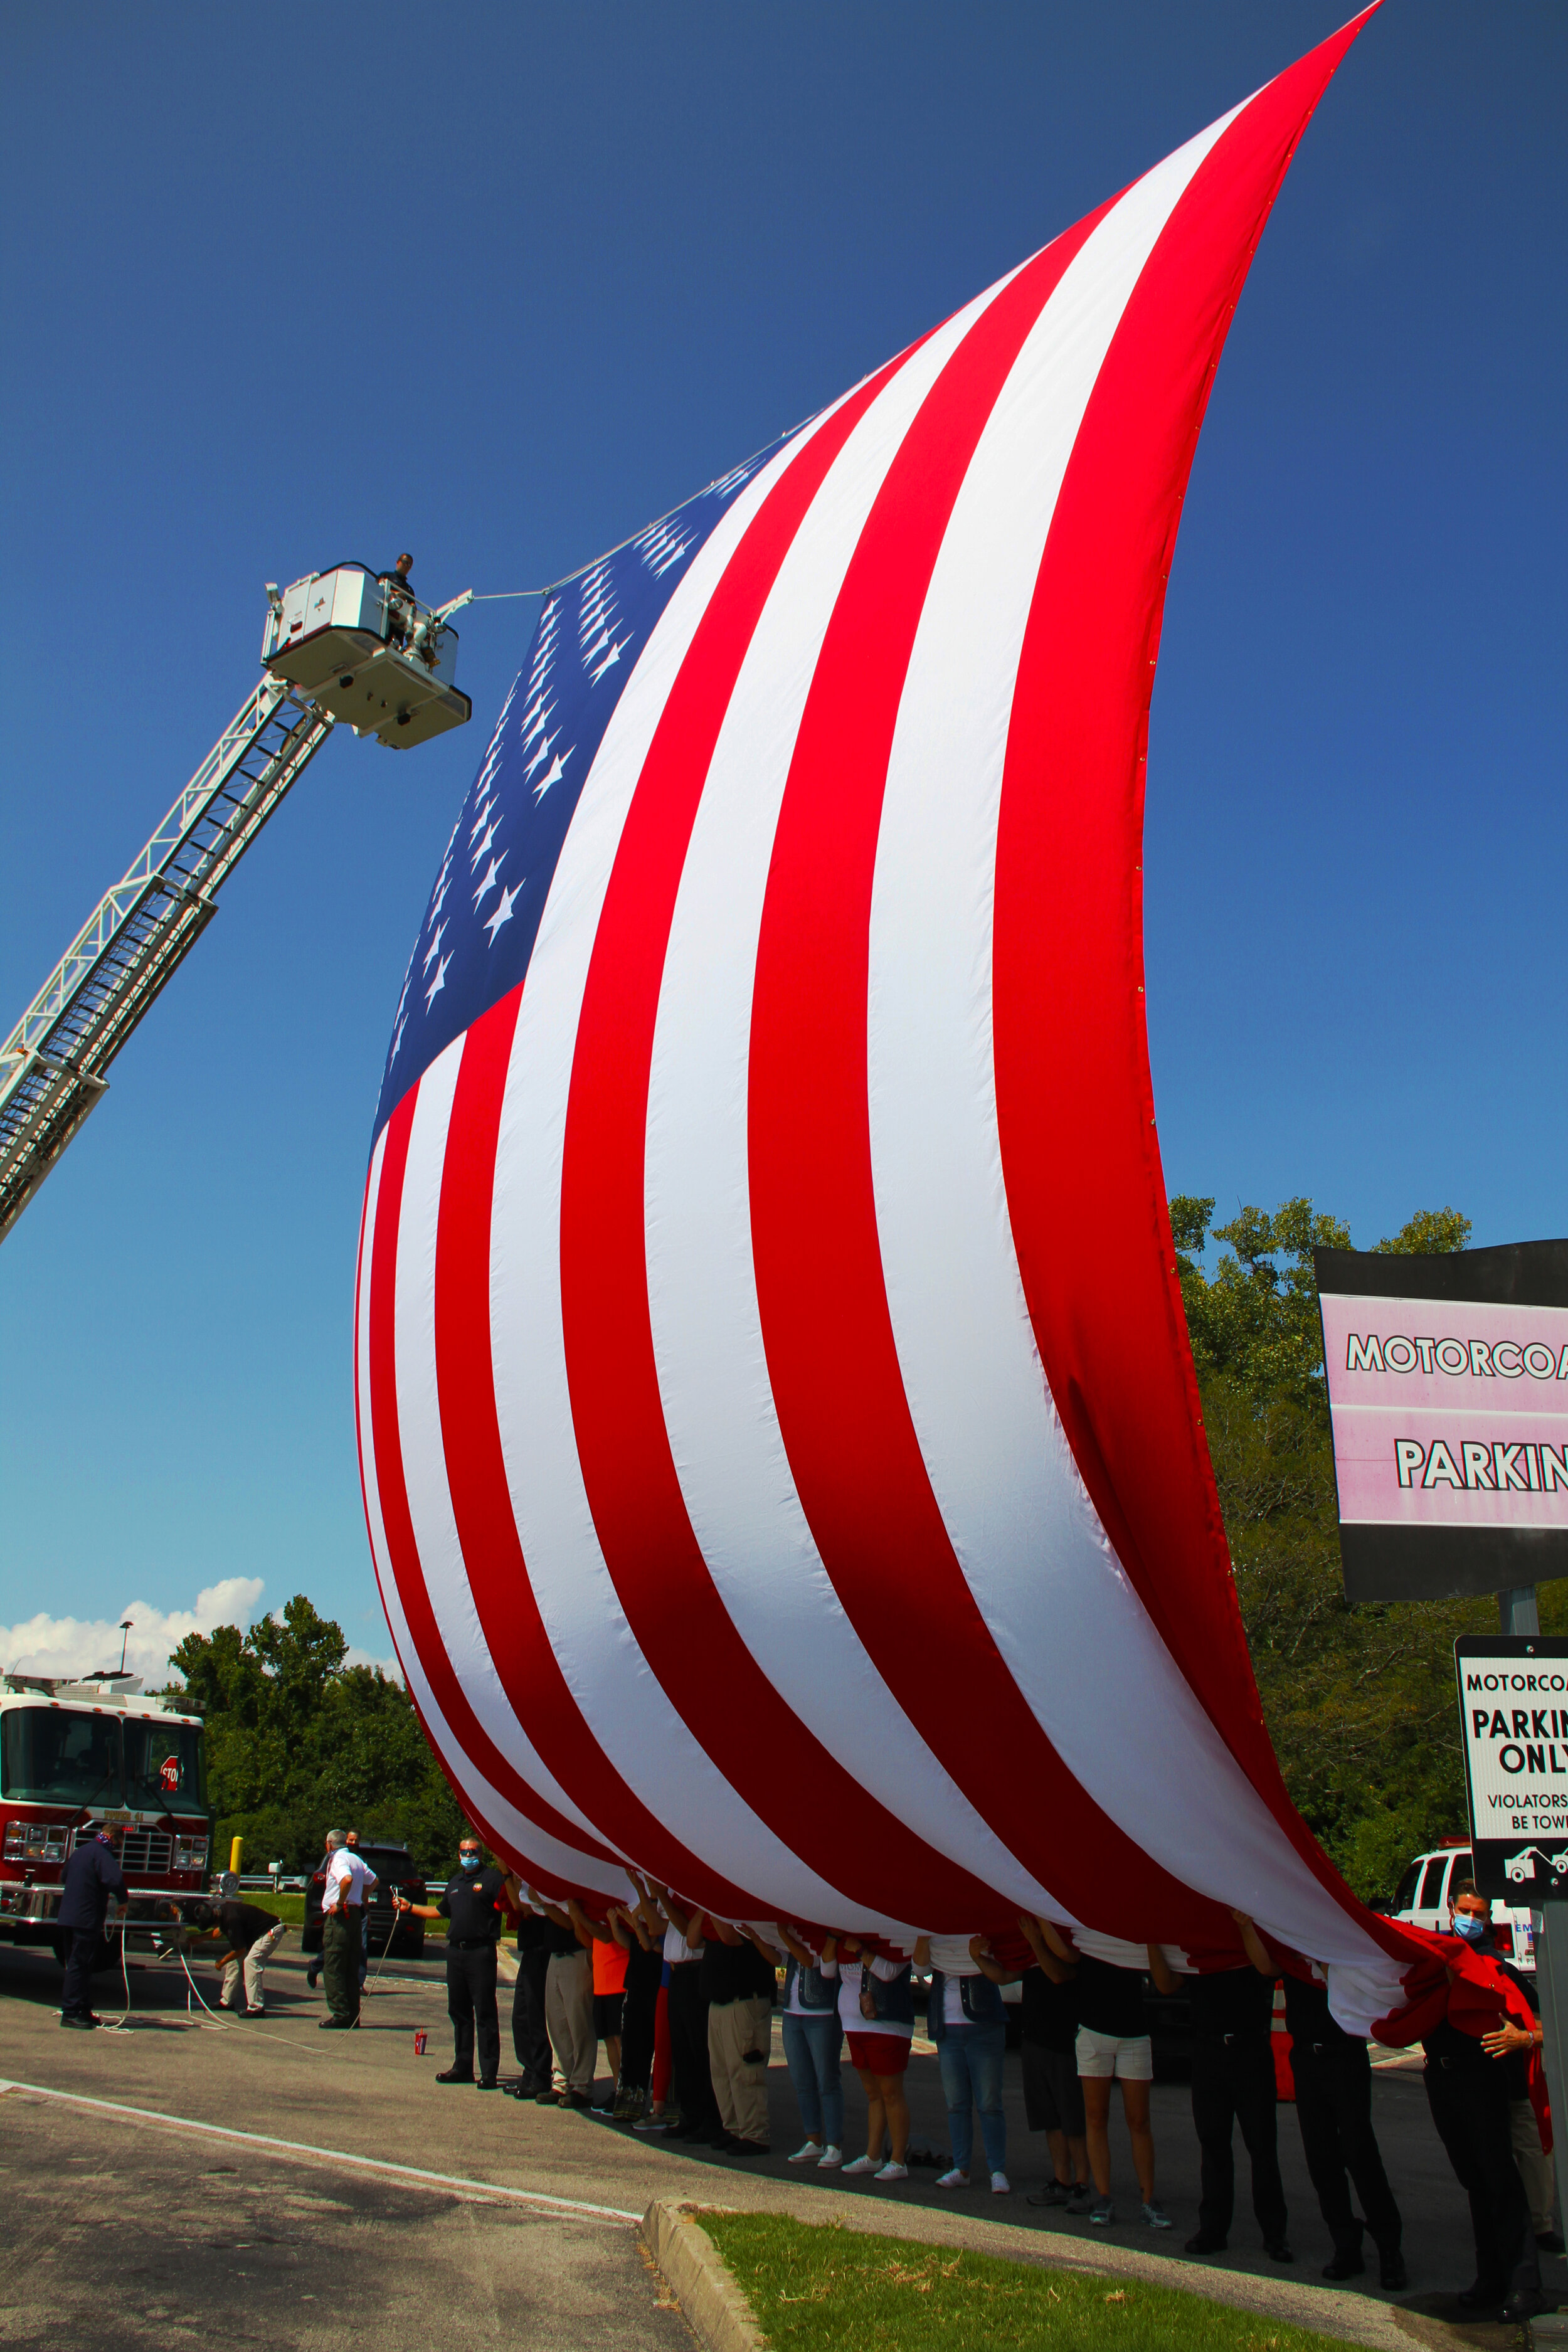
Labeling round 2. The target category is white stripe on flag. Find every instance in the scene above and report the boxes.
[394,1037,618,1846]
[644,265,1070,1922]
[487,414,879,1924]
[358,1121,625,1895]
[866,109,1383,1966]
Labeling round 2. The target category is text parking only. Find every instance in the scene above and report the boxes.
[1457,1634,1568,1900]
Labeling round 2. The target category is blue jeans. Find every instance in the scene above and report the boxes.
[938,2020,1007,2176]
[783,2009,844,2146]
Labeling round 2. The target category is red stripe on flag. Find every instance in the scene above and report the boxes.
[559,343,1010,1922]
[435,990,765,1916]
[745,209,1226,1940]
[990,11,1399,1942]
[365,1081,623,1869]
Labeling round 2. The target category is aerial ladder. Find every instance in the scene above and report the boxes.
[0,565,474,1244]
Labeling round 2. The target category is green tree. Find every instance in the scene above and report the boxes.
[166,1598,465,1874]
[1170,1194,1522,1903]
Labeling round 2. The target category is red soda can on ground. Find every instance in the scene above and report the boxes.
[414,2029,428,2055]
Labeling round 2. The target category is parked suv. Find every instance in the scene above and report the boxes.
[301,1841,428,1961]
[1385,1836,1537,1969]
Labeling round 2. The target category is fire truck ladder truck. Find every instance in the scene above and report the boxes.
[0,567,473,1244]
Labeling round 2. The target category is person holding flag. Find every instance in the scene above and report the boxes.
[1379,1880,1546,2324]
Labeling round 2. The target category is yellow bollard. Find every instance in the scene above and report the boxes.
[229,1835,243,1878]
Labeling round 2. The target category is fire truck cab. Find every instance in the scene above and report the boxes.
[0,1672,211,1965]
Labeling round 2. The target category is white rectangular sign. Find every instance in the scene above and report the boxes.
[1456,1636,1568,1899]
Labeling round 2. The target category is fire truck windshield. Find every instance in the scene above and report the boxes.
[1,1707,120,1807]
[122,1718,204,1809]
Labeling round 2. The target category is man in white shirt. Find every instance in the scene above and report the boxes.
[320,1828,377,2030]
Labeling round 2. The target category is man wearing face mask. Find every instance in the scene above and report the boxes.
[1422,1880,1545,2323]
[395,1835,510,2089]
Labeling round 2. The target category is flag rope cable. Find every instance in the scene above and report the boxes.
[468,408,833,605]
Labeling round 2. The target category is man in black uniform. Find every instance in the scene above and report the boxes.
[1017,1917,1089,2205]
[57,1823,126,2028]
[1423,1881,1543,2322]
[379,552,416,645]
[1281,1962,1405,2287]
[395,1835,508,2089]
[1184,1911,1291,2261]
[503,1880,555,2101]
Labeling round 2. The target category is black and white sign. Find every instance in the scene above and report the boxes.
[1456,1634,1568,1900]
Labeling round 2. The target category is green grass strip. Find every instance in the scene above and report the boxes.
[701,2211,1357,2352]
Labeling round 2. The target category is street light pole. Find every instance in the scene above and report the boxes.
[1499,1585,1567,2240]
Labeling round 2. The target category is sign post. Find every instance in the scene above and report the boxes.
[1454,1617,1568,2239]
[1315,1239,1568,2238]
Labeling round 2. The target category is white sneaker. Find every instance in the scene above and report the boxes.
[840,2154,879,2176]
[991,2171,1012,2195]
[817,2145,844,2169]
[875,2160,908,2182]
[936,2167,971,2190]
[788,2140,824,2164]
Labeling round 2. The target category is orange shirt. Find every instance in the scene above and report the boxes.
[593,1934,629,1996]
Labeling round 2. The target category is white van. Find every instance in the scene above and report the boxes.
[1387,1838,1536,1971]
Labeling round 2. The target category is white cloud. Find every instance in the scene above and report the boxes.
[345,1644,401,1678]
[0,1581,403,1690]
[0,1577,267,1688]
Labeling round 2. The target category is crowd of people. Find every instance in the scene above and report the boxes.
[48,1819,1560,2324]
[398,1843,1559,2323]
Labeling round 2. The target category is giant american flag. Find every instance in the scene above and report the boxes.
[358,6,1422,2016]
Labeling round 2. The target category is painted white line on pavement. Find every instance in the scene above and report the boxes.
[0,2079,642,2223]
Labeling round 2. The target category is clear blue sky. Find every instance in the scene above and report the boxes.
[1,2,1562,1669]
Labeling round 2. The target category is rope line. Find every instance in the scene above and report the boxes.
[464,408,817,612]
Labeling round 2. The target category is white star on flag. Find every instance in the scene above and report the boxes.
[424,952,450,1012]
[522,729,559,783]
[532,750,571,802]
[473,854,507,909]
[484,881,521,943]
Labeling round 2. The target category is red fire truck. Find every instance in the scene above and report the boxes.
[0,1671,212,1968]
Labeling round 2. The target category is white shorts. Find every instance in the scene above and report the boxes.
[1075,2025,1153,2080]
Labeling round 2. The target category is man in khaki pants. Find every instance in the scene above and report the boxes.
[525,1890,596,2105]
[192,1875,289,2015]
[704,1921,778,2154]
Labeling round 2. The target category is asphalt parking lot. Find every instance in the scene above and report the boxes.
[0,1935,1561,2348]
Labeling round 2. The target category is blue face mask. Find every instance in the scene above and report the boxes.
[1451,1913,1487,1942]
[460,1855,482,1873]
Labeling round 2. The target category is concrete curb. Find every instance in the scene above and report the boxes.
[639,2201,764,2351]
[638,2193,1448,2351]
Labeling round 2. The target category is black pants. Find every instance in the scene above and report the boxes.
[667,1962,719,2136]
[511,1944,551,2089]
[1292,2034,1401,2257]
[619,1945,662,2096]
[447,1942,500,2083]
[61,1926,100,2019]
[1192,2034,1287,2245]
[1424,2055,1539,2301]
[322,1909,362,2024]
[444,1938,501,2089]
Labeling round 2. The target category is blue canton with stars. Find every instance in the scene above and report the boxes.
[373,447,785,1140]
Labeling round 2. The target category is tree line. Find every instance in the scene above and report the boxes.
[167,1599,463,1873]
[169,1192,1529,1902]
